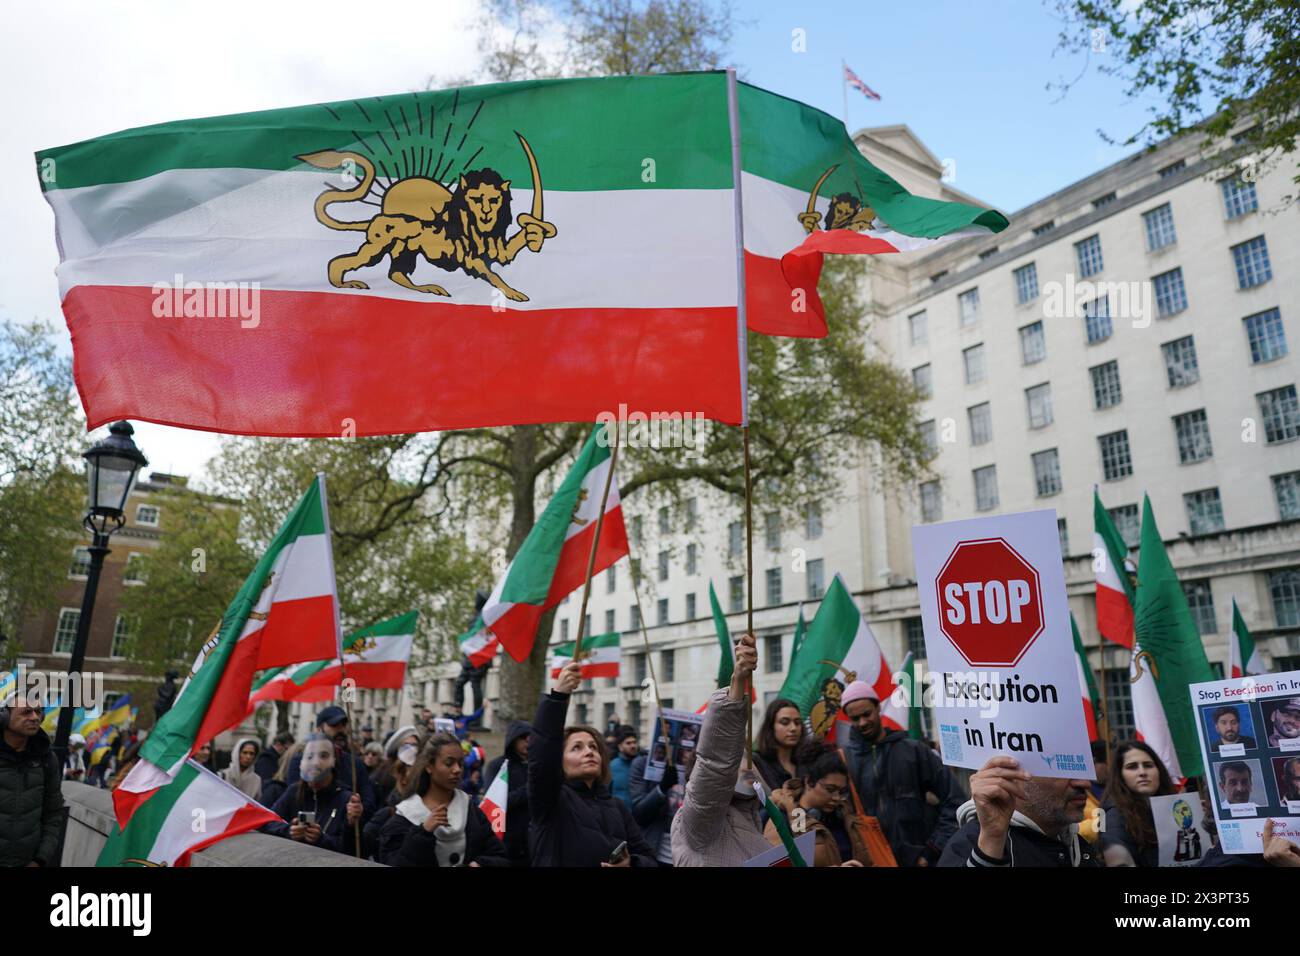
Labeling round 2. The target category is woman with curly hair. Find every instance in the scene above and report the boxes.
[763,739,871,867]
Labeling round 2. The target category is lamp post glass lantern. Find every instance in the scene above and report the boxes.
[53,421,147,769]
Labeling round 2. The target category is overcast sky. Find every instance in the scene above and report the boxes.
[3,0,1144,487]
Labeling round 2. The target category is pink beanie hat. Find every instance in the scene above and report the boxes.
[840,680,878,707]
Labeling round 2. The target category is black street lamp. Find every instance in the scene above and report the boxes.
[52,421,148,769]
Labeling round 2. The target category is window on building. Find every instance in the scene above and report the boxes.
[1258,386,1300,444]
[628,700,641,729]
[920,480,942,523]
[135,504,160,526]
[1020,322,1046,364]
[601,702,614,727]
[584,613,591,637]
[1221,177,1259,219]
[766,567,782,606]
[1158,159,1186,179]
[764,511,780,550]
[661,648,678,682]
[920,419,938,455]
[905,617,926,659]
[1161,336,1200,388]
[1143,203,1177,251]
[1093,191,1117,209]
[1184,488,1225,536]
[912,364,932,398]
[1231,236,1273,289]
[657,598,669,626]
[560,619,569,641]
[1075,234,1104,277]
[979,246,1000,261]
[606,564,617,594]
[958,288,981,326]
[658,505,670,535]
[974,465,999,511]
[908,310,928,345]
[685,593,697,619]
[1108,504,1141,548]
[1099,430,1134,481]
[685,543,697,575]
[53,609,79,654]
[1025,383,1053,429]
[1272,570,1300,627]
[1014,263,1039,304]
[728,520,742,556]
[1153,268,1188,317]
[111,615,132,658]
[1273,472,1300,521]
[631,558,642,585]
[1103,668,1135,741]
[1032,221,1056,236]
[605,609,616,633]
[805,502,823,540]
[963,344,986,384]
[1084,295,1112,343]
[69,546,91,577]
[1244,308,1287,364]
[630,605,640,630]
[1174,409,1214,463]
[968,403,992,446]
[1058,518,1070,557]
[632,515,643,548]
[729,575,744,613]
[765,634,783,674]
[685,497,698,530]
[807,559,825,600]
[1032,449,1062,497]
[1089,361,1123,409]
[930,270,948,284]
[657,550,669,582]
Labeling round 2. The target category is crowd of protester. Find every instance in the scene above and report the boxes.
[5,632,1300,867]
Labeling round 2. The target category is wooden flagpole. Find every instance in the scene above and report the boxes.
[743,426,755,768]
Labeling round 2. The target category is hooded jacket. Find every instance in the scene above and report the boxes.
[254,745,281,784]
[670,689,772,867]
[222,737,265,801]
[0,728,64,867]
[845,727,959,866]
[938,798,1100,867]
[526,691,656,868]
[265,774,361,857]
[377,790,509,867]
[288,739,376,815]
[482,719,532,866]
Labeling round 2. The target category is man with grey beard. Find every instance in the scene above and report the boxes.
[938,755,1100,867]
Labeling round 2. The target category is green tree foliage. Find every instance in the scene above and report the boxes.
[1053,0,1299,195]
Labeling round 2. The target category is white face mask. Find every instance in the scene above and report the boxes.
[301,741,335,784]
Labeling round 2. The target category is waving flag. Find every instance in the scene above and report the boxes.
[1228,598,1264,678]
[549,632,621,679]
[480,762,509,841]
[114,476,340,826]
[482,425,628,661]
[843,63,881,101]
[458,614,499,668]
[1071,614,1103,742]
[1094,490,1136,649]
[709,580,735,688]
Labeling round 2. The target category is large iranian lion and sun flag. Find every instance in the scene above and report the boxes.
[39,73,1007,437]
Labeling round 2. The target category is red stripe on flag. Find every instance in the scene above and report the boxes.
[1096,587,1135,649]
[175,801,283,867]
[111,785,160,830]
[299,660,408,690]
[62,286,744,435]
[254,594,338,670]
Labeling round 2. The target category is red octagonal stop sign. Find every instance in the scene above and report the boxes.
[936,537,1043,667]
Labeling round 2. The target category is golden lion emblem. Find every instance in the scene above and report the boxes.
[796,164,877,235]
[298,132,556,302]
[345,636,379,659]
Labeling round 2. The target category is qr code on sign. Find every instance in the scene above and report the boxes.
[940,724,963,762]
[1219,822,1243,853]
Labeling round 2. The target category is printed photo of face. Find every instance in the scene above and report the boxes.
[300,738,335,784]
[1268,700,1300,744]
[1217,762,1254,806]
[1216,710,1242,743]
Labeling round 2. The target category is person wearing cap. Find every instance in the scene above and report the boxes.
[1267,698,1300,748]
[0,693,64,867]
[286,705,377,816]
[841,679,960,867]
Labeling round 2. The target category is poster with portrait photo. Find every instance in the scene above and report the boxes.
[1151,792,1213,867]
[643,707,703,784]
[1272,756,1300,814]
[1201,702,1258,756]
[1190,670,1300,854]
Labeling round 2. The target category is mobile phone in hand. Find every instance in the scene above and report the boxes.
[298,811,316,826]
[609,840,628,864]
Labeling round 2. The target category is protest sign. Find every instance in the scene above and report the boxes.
[643,707,703,784]
[911,509,1094,779]
[1189,670,1300,853]
[1150,792,1213,867]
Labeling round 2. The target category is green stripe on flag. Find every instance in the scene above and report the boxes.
[778,575,859,716]
[38,74,732,192]
[551,632,621,659]
[756,783,808,867]
[97,763,201,866]
[710,581,733,688]
[1094,490,1135,603]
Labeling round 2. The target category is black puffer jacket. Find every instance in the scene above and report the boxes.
[0,729,63,867]
[527,691,655,868]
[482,719,532,866]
